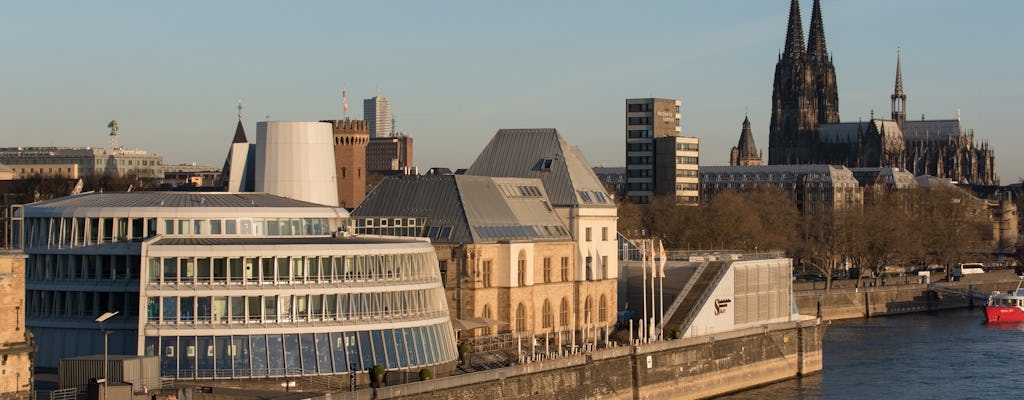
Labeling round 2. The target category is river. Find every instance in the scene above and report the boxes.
[716,308,1022,400]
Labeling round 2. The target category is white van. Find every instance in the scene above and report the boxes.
[951,263,985,281]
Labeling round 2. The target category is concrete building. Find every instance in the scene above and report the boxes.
[625,98,698,205]
[700,165,863,212]
[363,94,391,139]
[0,252,33,399]
[15,192,456,378]
[353,175,617,346]
[1,163,79,179]
[0,146,163,179]
[366,134,413,174]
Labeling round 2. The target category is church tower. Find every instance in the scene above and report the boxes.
[891,49,907,127]
[769,0,839,165]
[731,116,763,166]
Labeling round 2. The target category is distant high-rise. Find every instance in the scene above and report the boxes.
[363,90,391,138]
[625,98,698,205]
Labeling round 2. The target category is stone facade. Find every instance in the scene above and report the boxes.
[768,0,997,185]
[0,252,33,399]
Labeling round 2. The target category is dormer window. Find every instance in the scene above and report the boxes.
[540,158,554,171]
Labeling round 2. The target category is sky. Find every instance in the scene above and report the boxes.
[3,1,1023,182]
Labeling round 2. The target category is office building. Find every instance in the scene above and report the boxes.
[625,98,699,205]
[16,192,457,378]
[363,94,391,139]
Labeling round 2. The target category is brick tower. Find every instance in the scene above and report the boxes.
[324,119,369,208]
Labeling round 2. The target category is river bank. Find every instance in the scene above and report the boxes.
[793,269,1022,320]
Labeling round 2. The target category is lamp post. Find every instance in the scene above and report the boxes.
[95,311,119,400]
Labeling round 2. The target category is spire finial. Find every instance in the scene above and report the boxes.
[891,47,907,126]
[237,98,243,121]
[807,0,828,60]
[783,0,805,58]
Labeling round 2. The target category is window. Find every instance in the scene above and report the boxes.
[601,227,608,241]
[559,298,569,327]
[586,256,593,280]
[585,227,592,242]
[584,296,593,324]
[542,258,551,283]
[542,300,553,329]
[602,256,609,280]
[438,260,447,288]
[515,303,526,332]
[482,260,492,288]
[517,251,528,287]
[481,304,493,335]
[560,257,569,281]
[599,295,608,323]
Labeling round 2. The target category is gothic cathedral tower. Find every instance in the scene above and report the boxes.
[768,0,839,165]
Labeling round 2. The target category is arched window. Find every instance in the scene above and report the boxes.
[515,303,526,332]
[542,299,553,329]
[482,304,493,335]
[599,295,608,323]
[517,250,528,286]
[559,297,569,327]
[584,296,593,324]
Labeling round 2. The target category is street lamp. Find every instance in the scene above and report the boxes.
[95,311,119,400]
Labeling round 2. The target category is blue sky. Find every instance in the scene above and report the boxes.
[3,1,1023,182]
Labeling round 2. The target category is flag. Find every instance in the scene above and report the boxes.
[650,240,657,280]
[658,240,667,278]
[342,85,349,113]
[640,240,647,280]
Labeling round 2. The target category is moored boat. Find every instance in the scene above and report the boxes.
[984,278,1024,323]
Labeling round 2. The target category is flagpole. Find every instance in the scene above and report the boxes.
[641,239,647,343]
[650,239,656,341]
[659,240,666,340]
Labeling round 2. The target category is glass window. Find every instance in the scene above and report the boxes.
[148,258,160,283]
[181,297,195,322]
[213,296,227,323]
[393,329,408,368]
[163,258,177,283]
[180,258,195,284]
[264,296,277,322]
[232,336,251,376]
[178,220,190,235]
[251,335,269,376]
[277,258,289,282]
[371,330,387,367]
[248,296,261,322]
[179,336,196,378]
[300,334,317,373]
[240,219,252,235]
[193,220,205,235]
[383,330,399,369]
[147,297,159,322]
[215,336,231,376]
[197,336,214,374]
[261,258,274,283]
[414,327,430,365]
[210,220,222,235]
[197,258,211,284]
[225,219,237,235]
[213,258,227,282]
[331,332,349,373]
[280,295,293,321]
[164,220,175,235]
[160,336,177,377]
[267,335,284,375]
[345,332,361,371]
[283,334,301,372]
[229,259,243,284]
[230,297,244,323]
[358,331,374,370]
[162,297,177,322]
[315,333,332,374]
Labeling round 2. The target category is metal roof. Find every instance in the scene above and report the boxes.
[25,191,326,209]
[902,119,964,140]
[151,236,422,246]
[464,129,614,208]
[351,174,571,244]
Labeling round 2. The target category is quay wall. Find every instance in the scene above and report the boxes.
[794,274,1020,321]
[278,319,824,400]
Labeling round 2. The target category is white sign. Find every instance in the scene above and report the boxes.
[646,355,653,369]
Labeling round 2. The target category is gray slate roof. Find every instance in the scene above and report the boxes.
[25,191,326,209]
[464,129,614,208]
[152,237,420,246]
[352,174,571,244]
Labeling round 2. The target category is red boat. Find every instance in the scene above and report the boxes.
[984,278,1024,323]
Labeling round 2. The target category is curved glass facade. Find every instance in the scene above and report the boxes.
[18,192,458,375]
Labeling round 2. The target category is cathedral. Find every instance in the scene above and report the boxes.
[766,0,998,185]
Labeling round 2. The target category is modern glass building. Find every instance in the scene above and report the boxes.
[16,191,456,378]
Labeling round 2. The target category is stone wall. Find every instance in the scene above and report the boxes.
[0,252,33,400]
[288,320,822,400]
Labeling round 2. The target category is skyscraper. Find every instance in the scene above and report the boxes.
[363,90,391,138]
[625,98,698,205]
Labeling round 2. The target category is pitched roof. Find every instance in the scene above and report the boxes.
[232,120,248,143]
[464,129,613,208]
[902,119,964,141]
[351,174,571,244]
[736,116,759,158]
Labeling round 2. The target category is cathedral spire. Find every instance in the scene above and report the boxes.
[891,48,907,127]
[783,0,805,58]
[807,0,828,60]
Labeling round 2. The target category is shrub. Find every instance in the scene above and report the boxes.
[419,368,433,381]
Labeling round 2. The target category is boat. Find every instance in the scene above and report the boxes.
[984,278,1024,323]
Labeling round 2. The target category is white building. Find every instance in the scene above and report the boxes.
[16,191,456,378]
